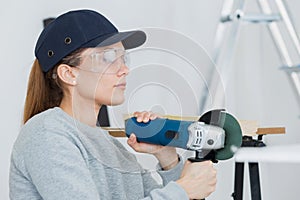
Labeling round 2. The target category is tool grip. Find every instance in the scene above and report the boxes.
[188,154,211,200]
[125,117,191,148]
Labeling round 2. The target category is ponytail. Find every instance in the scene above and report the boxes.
[23,59,63,124]
[23,48,85,124]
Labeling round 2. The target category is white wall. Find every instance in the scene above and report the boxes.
[1,0,300,199]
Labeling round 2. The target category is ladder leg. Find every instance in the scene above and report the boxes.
[257,0,300,113]
[201,0,246,112]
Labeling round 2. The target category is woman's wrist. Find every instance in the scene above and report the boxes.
[161,155,180,170]
[154,147,179,170]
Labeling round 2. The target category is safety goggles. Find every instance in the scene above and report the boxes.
[76,48,129,74]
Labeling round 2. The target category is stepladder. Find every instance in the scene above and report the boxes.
[202,0,300,200]
[202,0,300,117]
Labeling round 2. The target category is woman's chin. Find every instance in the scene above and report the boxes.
[107,98,125,106]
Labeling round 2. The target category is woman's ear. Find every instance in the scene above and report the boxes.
[56,64,78,86]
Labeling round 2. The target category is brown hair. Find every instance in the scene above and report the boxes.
[23,48,85,124]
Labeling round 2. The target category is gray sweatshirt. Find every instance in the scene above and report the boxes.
[9,107,188,200]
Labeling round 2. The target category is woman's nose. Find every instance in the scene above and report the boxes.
[117,62,129,76]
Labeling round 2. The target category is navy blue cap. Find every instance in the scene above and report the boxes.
[35,9,146,72]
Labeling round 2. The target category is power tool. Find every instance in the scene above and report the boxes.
[125,109,242,163]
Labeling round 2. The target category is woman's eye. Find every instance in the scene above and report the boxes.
[103,51,117,63]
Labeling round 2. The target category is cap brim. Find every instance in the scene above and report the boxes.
[82,30,146,49]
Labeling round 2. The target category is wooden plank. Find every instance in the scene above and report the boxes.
[231,121,286,136]
[162,115,199,121]
[102,127,126,137]
[256,127,286,135]
[123,114,199,121]
[239,120,259,136]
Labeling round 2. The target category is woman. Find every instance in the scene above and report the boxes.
[9,9,216,199]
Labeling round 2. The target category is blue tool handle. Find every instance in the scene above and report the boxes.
[125,117,192,149]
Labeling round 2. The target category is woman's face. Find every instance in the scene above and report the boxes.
[74,42,129,107]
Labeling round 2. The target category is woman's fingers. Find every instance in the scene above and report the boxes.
[133,111,159,123]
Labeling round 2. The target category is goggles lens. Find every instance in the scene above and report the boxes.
[77,48,129,74]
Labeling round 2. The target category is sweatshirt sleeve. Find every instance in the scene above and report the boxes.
[140,155,189,199]
[11,129,100,200]
[156,155,184,185]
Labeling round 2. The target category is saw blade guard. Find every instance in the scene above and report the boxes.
[199,109,243,160]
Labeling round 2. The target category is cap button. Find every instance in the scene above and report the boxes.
[64,37,72,45]
[48,50,54,57]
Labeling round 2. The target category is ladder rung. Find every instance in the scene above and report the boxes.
[221,10,281,23]
[281,65,300,72]
[242,14,281,23]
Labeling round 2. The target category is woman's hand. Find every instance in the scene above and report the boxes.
[176,160,217,199]
[127,111,179,170]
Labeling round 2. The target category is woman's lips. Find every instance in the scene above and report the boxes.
[114,83,126,89]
